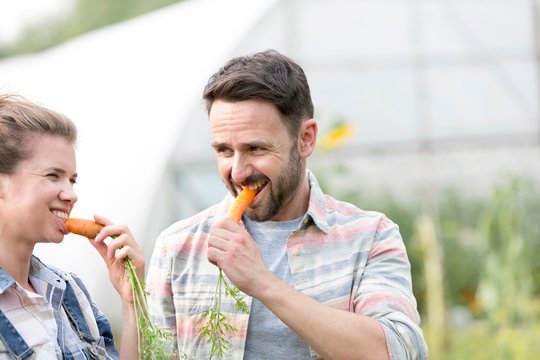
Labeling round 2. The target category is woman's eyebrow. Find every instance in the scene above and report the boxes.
[45,167,78,178]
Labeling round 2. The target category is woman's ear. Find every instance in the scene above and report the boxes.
[298,119,318,158]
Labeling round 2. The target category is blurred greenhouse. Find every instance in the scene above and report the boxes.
[1,0,540,358]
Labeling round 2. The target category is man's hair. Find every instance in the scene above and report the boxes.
[0,93,77,174]
[202,49,314,139]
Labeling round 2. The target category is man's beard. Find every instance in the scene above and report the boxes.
[248,144,303,222]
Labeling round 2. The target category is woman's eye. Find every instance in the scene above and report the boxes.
[47,173,59,179]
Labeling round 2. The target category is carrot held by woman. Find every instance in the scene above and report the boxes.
[65,217,175,359]
[64,218,103,238]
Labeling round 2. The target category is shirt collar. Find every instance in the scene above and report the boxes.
[303,170,330,234]
[28,256,66,290]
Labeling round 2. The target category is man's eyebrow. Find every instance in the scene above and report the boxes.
[242,140,272,150]
[211,140,270,150]
[211,141,227,149]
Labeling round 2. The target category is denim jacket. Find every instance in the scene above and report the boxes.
[0,256,119,359]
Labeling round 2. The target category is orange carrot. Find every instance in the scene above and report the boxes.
[64,218,103,238]
[226,187,257,223]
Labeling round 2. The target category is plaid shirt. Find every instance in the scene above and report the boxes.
[0,256,118,359]
[147,171,428,359]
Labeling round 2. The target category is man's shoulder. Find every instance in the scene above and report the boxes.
[308,171,387,223]
[317,193,398,231]
[321,193,383,219]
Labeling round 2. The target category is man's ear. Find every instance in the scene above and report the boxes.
[298,118,318,158]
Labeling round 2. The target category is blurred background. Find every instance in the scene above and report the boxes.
[1,0,539,358]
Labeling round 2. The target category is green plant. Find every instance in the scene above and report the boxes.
[199,269,249,358]
[125,258,175,359]
[476,178,535,326]
[444,319,540,360]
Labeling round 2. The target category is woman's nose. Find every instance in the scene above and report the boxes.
[60,184,78,204]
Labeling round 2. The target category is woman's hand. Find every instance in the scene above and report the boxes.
[89,214,145,304]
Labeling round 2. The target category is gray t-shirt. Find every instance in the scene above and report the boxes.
[242,216,312,360]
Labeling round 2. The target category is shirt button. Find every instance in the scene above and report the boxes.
[292,249,301,256]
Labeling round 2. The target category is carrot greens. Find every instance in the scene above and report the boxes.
[124,258,175,359]
[200,268,249,358]
[199,187,255,358]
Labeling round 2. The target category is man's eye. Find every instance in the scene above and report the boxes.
[250,146,265,153]
[47,173,59,179]
[217,148,233,157]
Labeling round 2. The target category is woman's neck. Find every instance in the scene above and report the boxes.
[0,236,35,291]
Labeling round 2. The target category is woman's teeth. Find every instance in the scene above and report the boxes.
[52,210,68,220]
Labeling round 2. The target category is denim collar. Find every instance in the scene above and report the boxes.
[0,270,15,294]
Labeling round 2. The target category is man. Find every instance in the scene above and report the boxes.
[147,50,428,359]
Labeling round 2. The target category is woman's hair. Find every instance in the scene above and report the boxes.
[0,94,77,174]
[202,49,314,139]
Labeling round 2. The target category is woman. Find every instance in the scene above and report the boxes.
[0,94,143,359]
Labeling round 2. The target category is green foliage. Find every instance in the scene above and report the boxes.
[0,0,184,58]
[444,319,540,360]
[477,178,535,326]
[436,188,484,310]
[200,268,249,359]
[125,258,176,359]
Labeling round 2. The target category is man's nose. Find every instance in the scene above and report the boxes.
[231,153,252,184]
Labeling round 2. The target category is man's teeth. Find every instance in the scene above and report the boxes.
[52,210,68,220]
[247,181,266,191]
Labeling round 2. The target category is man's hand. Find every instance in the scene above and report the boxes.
[207,218,274,296]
